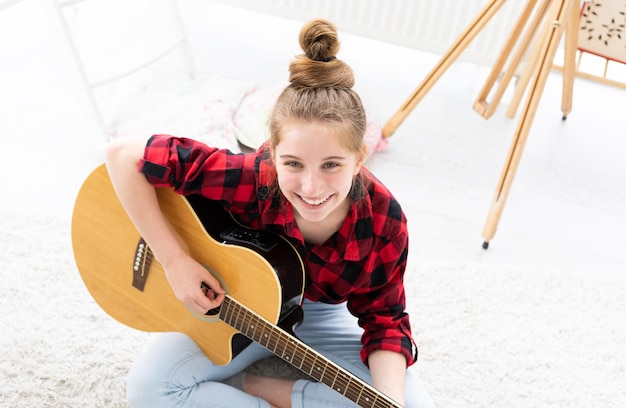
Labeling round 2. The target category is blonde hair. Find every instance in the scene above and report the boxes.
[269,18,367,156]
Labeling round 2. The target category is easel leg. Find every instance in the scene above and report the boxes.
[481,0,577,248]
[505,0,555,118]
[561,2,579,119]
[382,0,508,138]
[474,0,553,119]
[473,0,541,119]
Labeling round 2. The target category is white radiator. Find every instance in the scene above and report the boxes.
[209,0,530,67]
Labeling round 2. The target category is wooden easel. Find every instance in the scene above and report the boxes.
[383,0,579,248]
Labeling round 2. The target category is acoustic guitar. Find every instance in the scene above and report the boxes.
[71,164,403,408]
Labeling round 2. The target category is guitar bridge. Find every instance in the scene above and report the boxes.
[132,238,152,291]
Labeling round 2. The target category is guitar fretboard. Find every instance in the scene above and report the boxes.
[219,296,402,408]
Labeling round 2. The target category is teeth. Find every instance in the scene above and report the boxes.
[300,195,331,206]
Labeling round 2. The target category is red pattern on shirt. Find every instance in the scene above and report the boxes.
[139,135,418,366]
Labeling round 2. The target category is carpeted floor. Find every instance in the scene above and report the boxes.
[0,211,150,407]
[2,209,625,407]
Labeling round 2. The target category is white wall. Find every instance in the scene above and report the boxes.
[207,0,530,67]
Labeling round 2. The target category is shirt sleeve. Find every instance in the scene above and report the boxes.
[347,229,418,367]
[137,135,257,210]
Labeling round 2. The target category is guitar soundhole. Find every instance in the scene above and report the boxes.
[201,282,222,317]
[205,307,220,316]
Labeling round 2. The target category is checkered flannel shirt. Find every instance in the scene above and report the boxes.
[138,135,417,366]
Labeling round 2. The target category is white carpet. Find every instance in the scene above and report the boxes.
[0,211,150,407]
[2,209,625,407]
[405,261,626,407]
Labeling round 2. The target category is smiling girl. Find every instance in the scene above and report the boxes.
[105,18,435,408]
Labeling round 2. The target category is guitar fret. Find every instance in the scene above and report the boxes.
[298,347,315,378]
[238,304,254,338]
[256,315,270,348]
[355,386,365,407]
[291,340,307,371]
[277,330,298,365]
[326,364,340,393]
[358,388,381,408]
[332,371,351,396]
[273,325,285,355]
[310,355,328,382]
[221,299,233,326]
[281,337,297,364]
[270,325,280,353]
[308,354,326,382]
[231,300,241,330]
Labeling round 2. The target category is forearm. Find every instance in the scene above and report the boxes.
[105,138,186,265]
[105,138,225,313]
[368,349,407,406]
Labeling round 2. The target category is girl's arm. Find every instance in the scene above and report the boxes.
[369,349,407,406]
[105,138,225,315]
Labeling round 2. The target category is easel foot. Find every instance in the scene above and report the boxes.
[482,241,490,250]
[562,109,571,120]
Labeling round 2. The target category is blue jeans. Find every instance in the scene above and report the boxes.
[126,300,436,407]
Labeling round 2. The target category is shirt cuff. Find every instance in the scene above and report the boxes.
[138,159,171,181]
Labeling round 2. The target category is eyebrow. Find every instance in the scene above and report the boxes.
[279,154,347,161]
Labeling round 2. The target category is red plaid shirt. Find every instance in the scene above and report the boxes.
[139,135,417,366]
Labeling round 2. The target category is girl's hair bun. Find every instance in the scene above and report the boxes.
[299,18,340,62]
[289,18,354,88]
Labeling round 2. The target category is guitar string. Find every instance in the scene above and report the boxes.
[234,307,395,407]
[220,298,399,408]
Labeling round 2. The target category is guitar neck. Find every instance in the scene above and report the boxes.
[219,296,402,408]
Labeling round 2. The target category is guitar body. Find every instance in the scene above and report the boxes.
[71,164,305,366]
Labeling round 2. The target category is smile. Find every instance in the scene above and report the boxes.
[299,194,332,206]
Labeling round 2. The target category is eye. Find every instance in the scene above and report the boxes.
[322,162,339,169]
[284,161,302,168]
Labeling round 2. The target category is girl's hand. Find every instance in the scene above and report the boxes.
[162,252,226,315]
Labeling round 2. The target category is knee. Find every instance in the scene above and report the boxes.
[125,362,163,407]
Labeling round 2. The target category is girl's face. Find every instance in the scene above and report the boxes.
[273,121,363,225]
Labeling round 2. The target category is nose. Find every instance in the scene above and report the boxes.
[300,169,323,196]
